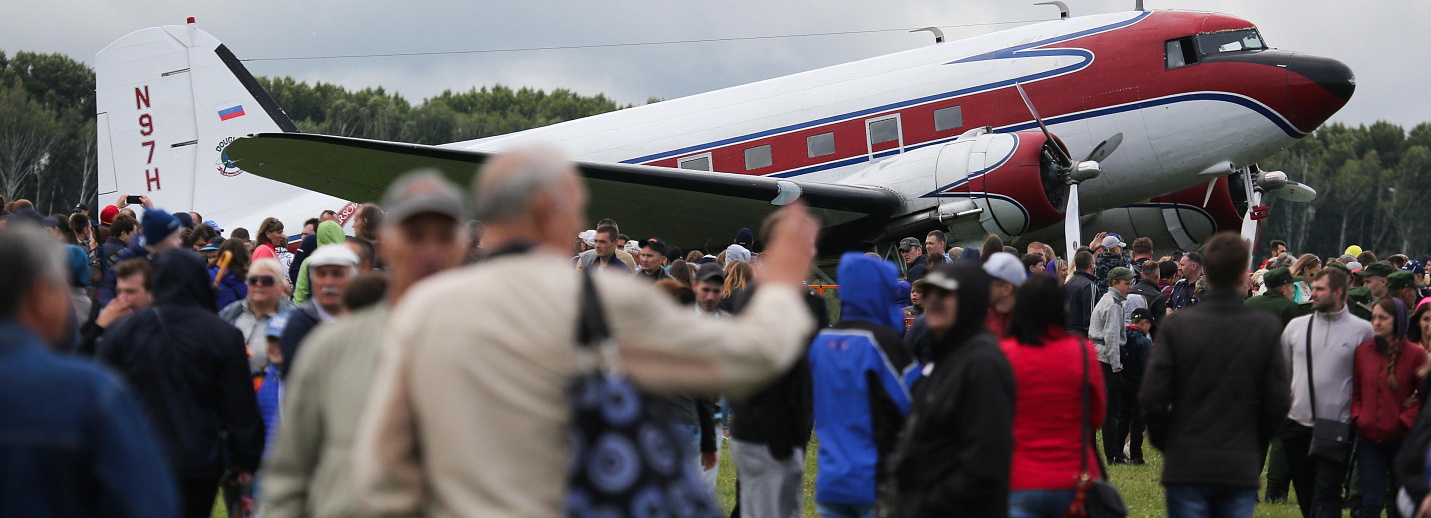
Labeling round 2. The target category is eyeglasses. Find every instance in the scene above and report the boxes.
[247,275,277,287]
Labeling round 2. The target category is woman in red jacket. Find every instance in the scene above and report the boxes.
[1353,297,1428,518]
[1000,275,1106,518]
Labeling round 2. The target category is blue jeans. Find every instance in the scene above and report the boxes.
[817,502,877,518]
[1008,489,1078,518]
[1165,484,1258,518]
[1358,437,1402,518]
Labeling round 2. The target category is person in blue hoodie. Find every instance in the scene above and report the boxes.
[809,252,922,518]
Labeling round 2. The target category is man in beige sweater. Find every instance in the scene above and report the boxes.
[352,148,820,517]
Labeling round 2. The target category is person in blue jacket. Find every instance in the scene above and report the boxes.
[0,225,178,517]
[809,252,921,518]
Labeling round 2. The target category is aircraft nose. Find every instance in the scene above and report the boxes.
[1285,53,1355,130]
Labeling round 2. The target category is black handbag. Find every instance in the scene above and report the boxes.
[1304,315,1354,464]
[563,269,721,518]
[1069,339,1129,518]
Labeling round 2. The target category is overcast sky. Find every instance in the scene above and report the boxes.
[2,0,1424,129]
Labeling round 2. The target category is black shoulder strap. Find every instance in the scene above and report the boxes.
[1305,314,1318,420]
[576,269,611,349]
[1080,339,1110,481]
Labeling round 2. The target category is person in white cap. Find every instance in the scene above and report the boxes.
[277,243,358,374]
[1093,232,1132,295]
[982,252,1026,339]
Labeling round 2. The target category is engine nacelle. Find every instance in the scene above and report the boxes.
[840,128,1068,242]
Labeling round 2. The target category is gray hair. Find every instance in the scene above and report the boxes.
[0,226,67,318]
[472,146,577,223]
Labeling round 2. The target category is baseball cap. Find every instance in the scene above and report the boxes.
[697,255,718,265]
[735,228,754,247]
[1355,262,1394,278]
[174,212,194,230]
[898,237,922,252]
[920,265,961,293]
[265,313,291,339]
[578,230,596,247]
[382,170,466,224]
[203,220,225,234]
[1101,235,1126,249]
[73,203,89,213]
[99,205,119,225]
[640,238,667,256]
[200,237,225,252]
[140,210,181,245]
[1130,307,1155,322]
[9,208,58,228]
[1403,260,1425,275]
[306,243,359,269]
[982,252,1026,286]
[725,244,752,264]
[695,262,726,283]
[1388,270,1423,291]
[1107,266,1135,282]
[1262,267,1294,288]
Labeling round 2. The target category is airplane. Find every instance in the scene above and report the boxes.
[94,6,1352,259]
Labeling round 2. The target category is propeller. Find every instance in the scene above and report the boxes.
[1014,82,1121,261]
[1239,166,1319,263]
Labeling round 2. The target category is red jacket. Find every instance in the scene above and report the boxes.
[1351,338,1428,442]
[1001,328,1106,490]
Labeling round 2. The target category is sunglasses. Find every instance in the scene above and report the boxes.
[247,275,277,287]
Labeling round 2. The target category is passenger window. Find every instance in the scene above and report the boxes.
[1166,37,1197,69]
[744,145,773,170]
[678,154,711,171]
[934,106,963,132]
[807,132,835,158]
[868,118,899,145]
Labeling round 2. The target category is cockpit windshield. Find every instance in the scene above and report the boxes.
[1196,29,1266,55]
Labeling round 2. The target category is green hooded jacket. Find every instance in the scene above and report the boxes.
[293,221,346,304]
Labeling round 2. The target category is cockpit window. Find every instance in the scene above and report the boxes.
[1196,29,1266,55]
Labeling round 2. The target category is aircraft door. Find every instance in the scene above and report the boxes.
[865,114,903,165]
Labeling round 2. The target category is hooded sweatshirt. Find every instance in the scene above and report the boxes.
[890,264,1015,518]
[96,249,265,479]
[293,221,346,304]
[809,253,920,506]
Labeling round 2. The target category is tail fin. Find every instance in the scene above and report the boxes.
[95,19,349,232]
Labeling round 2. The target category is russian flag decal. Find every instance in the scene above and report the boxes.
[218,105,246,121]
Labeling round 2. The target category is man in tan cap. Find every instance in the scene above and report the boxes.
[262,170,470,518]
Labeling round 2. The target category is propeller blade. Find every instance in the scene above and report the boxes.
[1083,132,1123,163]
[1269,180,1317,203]
[1014,82,1071,167]
[1201,179,1218,207]
[1064,183,1081,262]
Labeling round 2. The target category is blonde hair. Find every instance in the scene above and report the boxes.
[724,261,753,299]
[249,258,290,292]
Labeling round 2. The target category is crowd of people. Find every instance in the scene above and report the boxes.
[6,150,1431,518]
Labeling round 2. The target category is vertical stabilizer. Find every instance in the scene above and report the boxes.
[95,20,350,233]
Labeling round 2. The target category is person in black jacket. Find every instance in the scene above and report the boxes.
[96,249,265,518]
[1066,250,1099,335]
[1139,232,1291,518]
[888,263,1015,518]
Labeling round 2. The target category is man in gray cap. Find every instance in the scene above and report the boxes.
[1091,265,1134,463]
[899,237,929,283]
[263,170,470,518]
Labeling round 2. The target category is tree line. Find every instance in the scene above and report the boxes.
[2,49,1428,260]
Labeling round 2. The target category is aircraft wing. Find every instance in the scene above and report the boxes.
[223,133,904,251]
